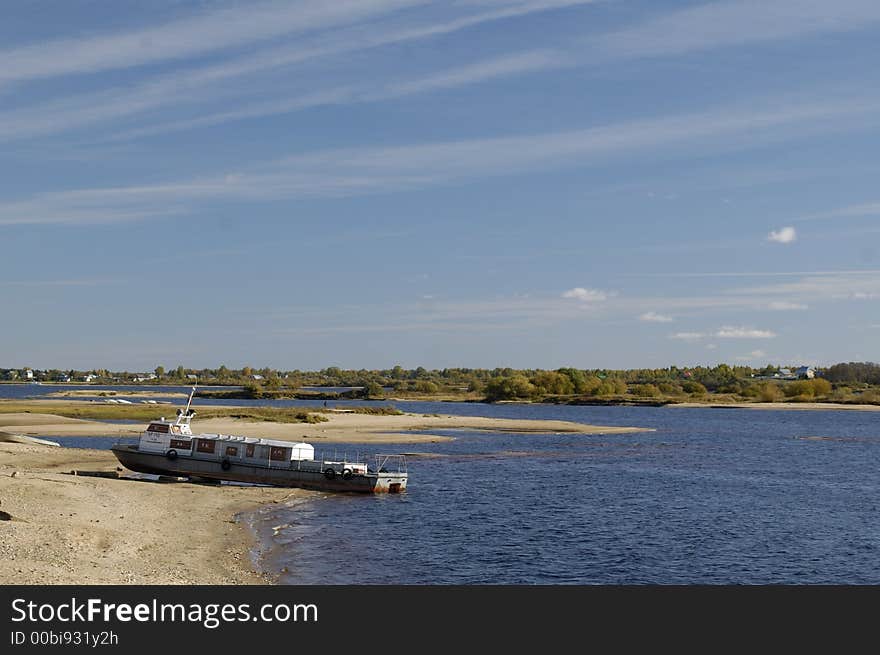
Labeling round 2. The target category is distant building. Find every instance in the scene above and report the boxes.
[186,374,198,380]
[251,374,264,381]
[794,366,816,379]
[83,374,97,382]
[24,369,33,380]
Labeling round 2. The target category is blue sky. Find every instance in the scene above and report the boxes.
[2,0,880,371]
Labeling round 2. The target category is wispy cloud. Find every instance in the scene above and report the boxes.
[716,326,776,339]
[767,301,808,310]
[0,1,594,142]
[767,226,797,243]
[387,49,566,95]
[562,287,610,302]
[0,0,425,85]
[670,326,776,340]
[638,311,673,322]
[670,332,706,341]
[735,349,767,361]
[105,50,567,142]
[596,0,880,60]
[796,200,880,222]
[4,92,880,224]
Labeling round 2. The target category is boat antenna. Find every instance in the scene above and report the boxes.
[185,385,196,415]
[177,385,197,423]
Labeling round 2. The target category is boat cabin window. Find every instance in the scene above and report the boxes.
[225,446,238,457]
[170,438,191,450]
[148,423,170,433]
[195,439,216,454]
[245,444,255,458]
[269,446,290,461]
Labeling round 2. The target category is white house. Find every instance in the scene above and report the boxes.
[83,374,98,382]
[24,369,33,380]
[794,366,816,379]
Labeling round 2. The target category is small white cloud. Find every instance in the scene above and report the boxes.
[706,343,718,350]
[735,349,767,361]
[638,311,673,323]
[562,287,608,302]
[716,326,777,339]
[767,301,808,311]
[767,226,797,244]
[670,331,706,341]
[851,292,879,300]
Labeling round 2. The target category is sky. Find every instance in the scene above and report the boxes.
[2,0,880,371]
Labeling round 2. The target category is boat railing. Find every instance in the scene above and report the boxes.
[373,454,407,475]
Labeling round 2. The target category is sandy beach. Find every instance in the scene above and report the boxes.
[0,442,298,584]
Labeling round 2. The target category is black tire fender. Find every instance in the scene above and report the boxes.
[166,449,178,460]
[324,468,336,480]
[221,459,231,471]
[342,468,353,480]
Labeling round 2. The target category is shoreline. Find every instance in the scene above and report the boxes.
[0,443,301,584]
[0,407,651,442]
[667,401,880,411]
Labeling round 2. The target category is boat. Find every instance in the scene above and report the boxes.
[110,388,407,493]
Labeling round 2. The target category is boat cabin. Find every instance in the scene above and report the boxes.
[138,419,316,464]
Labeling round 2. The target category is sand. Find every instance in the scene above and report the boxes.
[0,443,298,585]
[0,411,651,443]
[46,390,187,398]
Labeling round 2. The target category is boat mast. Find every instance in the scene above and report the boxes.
[177,386,197,425]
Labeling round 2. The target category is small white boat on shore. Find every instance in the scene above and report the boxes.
[111,388,407,493]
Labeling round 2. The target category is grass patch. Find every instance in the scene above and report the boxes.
[0,401,327,424]
[317,405,403,416]
[197,408,328,424]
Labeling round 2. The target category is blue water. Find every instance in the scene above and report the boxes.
[25,385,880,583]
[253,405,880,584]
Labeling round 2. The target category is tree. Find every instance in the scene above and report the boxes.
[363,381,385,399]
[484,375,536,401]
[244,381,264,398]
[556,368,588,394]
[154,365,165,378]
[530,371,575,396]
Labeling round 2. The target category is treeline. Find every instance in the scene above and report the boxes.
[5,363,880,404]
[822,362,880,385]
